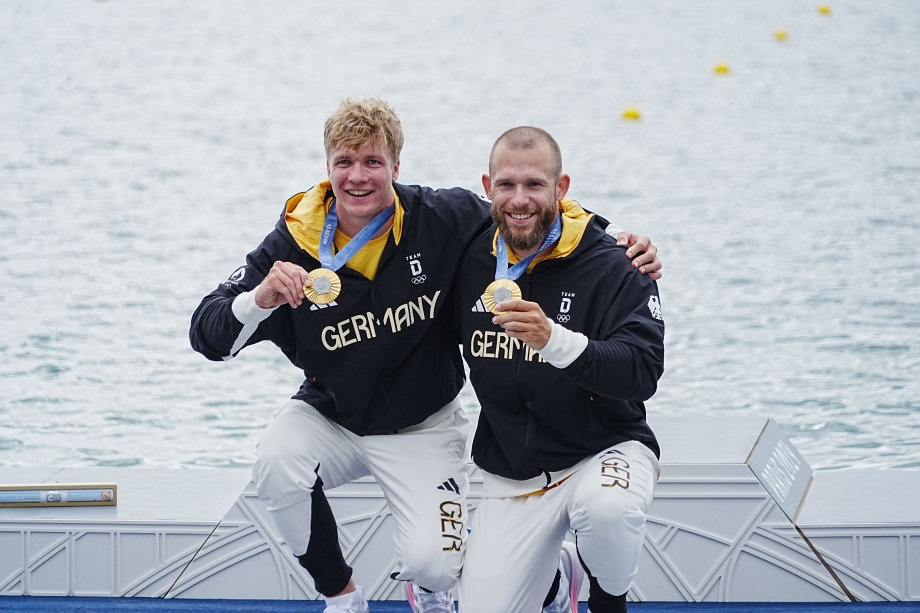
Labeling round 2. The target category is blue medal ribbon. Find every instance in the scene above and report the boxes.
[495,212,563,281]
[319,201,395,271]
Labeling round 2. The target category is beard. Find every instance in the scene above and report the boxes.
[491,203,558,252]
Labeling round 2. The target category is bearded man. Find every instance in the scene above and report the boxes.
[456,127,664,613]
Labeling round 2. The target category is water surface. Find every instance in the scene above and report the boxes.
[1,0,918,471]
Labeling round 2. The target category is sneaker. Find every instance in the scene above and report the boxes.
[543,541,584,613]
[324,585,370,613]
[405,581,455,612]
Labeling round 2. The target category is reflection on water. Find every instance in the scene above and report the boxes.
[1,0,918,470]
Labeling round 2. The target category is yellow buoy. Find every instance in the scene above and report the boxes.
[818,4,831,15]
[621,107,642,121]
[714,63,731,75]
[774,29,788,41]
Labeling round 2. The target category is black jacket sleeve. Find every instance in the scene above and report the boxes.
[560,243,665,401]
[189,228,297,363]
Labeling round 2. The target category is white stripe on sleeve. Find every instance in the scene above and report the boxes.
[538,318,589,369]
[225,290,279,359]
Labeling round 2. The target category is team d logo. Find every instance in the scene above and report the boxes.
[647,295,663,321]
[407,253,426,284]
[557,292,574,323]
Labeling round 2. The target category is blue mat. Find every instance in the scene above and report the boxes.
[0,598,917,613]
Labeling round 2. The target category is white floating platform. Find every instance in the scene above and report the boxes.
[1,417,917,602]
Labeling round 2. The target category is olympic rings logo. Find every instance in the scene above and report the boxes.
[411,275,427,284]
[556,314,570,323]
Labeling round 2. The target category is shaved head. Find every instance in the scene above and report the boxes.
[488,126,562,179]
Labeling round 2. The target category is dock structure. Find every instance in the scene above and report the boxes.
[1,416,917,602]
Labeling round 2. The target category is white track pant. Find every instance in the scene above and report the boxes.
[252,398,470,592]
[458,441,658,613]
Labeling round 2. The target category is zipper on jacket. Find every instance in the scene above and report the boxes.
[517,271,544,477]
[369,282,399,433]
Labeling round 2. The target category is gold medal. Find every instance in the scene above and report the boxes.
[303,268,342,305]
[483,279,522,314]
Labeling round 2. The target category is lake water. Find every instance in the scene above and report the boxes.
[1,0,918,472]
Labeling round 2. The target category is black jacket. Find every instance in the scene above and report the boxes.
[457,205,664,481]
[190,182,491,435]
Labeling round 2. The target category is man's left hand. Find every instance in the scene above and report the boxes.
[492,299,552,351]
[617,232,662,280]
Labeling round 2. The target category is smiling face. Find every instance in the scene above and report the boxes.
[326,142,400,236]
[483,141,570,257]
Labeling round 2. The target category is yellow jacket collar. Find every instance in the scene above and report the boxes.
[285,179,403,259]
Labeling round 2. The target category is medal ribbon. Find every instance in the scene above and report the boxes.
[495,212,563,281]
[319,201,395,271]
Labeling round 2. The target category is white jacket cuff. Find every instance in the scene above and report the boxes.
[539,318,589,369]
[605,223,624,239]
[231,290,278,324]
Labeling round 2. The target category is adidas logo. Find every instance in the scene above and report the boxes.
[471,296,488,312]
[309,301,339,311]
[437,477,461,494]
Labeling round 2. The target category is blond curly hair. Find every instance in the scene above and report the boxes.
[324,98,404,163]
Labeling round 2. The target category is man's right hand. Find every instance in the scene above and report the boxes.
[255,261,313,309]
